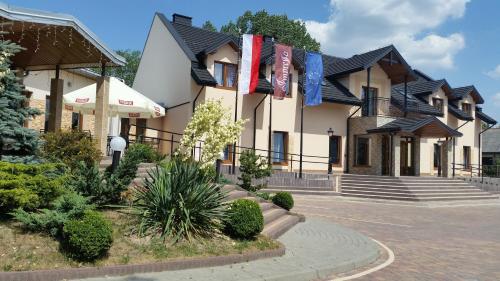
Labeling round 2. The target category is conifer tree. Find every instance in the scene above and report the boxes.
[0,39,41,162]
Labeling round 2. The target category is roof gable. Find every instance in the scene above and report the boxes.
[451,85,484,104]
[367,116,462,137]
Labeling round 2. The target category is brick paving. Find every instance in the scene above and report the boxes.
[294,196,500,281]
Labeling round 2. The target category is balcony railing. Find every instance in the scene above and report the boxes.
[361,97,393,117]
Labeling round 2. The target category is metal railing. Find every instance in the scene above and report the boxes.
[126,125,332,174]
[452,163,500,181]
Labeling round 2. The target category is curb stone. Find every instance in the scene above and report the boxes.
[0,246,285,281]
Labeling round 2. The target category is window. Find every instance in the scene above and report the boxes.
[214,62,237,89]
[272,131,288,165]
[271,72,293,97]
[462,103,472,117]
[463,146,471,169]
[432,98,444,113]
[361,87,378,116]
[222,144,233,163]
[355,136,370,166]
[329,135,341,165]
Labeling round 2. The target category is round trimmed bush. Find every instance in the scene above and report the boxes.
[272,192,294,211]
[62,210,113,261]
[225,199,263,239]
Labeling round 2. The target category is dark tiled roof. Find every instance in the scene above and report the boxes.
[322,79,362,105]
[391,88,443,116]
[448,104,474,121]
[413,69,434,82]
[191,62,217,86]
[392,79,451,97]
[483,128,500,153]
[367,116,462,137]
[475,107,497,125]
[255,75,272,93]
[326,45,393,76]
[451,86,484,104]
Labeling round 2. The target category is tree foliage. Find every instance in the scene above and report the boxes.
[105,49,141,87]
[220,10,320,51]
[0,40,42,162]
[176,100,246,168]
[202,20,217,32]
[238,149,271,192]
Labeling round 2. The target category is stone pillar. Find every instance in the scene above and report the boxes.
[94,77,110,155]
[392,135,401,177]
[414,136,421,176]
[48,78,64,132]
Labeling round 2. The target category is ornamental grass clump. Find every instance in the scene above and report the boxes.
[131,158,227,242]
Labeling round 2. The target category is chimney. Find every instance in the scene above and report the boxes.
[172,13,192,26]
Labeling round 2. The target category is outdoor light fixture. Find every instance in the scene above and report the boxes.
[110,136,126,172]
[327,128,334,174]
[327,127,334,137]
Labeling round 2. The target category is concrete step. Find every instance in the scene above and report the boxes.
[263,208,288,225]
[342,186,484,194]
[341,182,474,190]
[262,214,301,239]
[341,178,469,185]
[264,186,335,192]
[264,188,339,196]
[225,190,250,201]
[259,202,274,212]
[342,189,491,198]
[341,192,419,201]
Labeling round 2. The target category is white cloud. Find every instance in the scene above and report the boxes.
[305,0,469,69]
[493,93,500,106]
[486,65,500,79]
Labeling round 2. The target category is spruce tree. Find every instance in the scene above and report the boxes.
[0,39,41,162]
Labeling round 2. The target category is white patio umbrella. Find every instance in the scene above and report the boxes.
[63,77,165,119]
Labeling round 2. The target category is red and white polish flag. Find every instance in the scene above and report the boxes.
[238,34,263,95]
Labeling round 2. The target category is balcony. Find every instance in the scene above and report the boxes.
[361,97,393,117]
[361,96,442,118]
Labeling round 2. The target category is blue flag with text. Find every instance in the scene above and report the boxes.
[305,52,323,106]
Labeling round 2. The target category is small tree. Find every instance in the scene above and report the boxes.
[0,40,41,162]
[238,149,271,192]
[176,100,246,168]
[202,20,217,32]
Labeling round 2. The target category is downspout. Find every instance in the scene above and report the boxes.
[253,94,268,149]
[479,123,495,178]
[192,86,205,113]
[345,105,362,174]
[452,120,471,177]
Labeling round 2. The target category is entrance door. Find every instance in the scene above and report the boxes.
[434,144,442,176]
[381,135,390,175]
[400,137,414,176]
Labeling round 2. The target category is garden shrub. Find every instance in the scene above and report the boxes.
[125,143,164,163]
[0,162,67,213]
[238,149,271,192]
[12,192,94,237]
[62,210,113,261]
[272,192,294,211]
[132,158,226,241]
[41,130,101,170]
[224,199,263,239]
[255,192,271,200]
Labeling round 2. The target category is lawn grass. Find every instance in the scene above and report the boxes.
[0,210,280,272]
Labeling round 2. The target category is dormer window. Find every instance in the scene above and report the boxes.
[432,98,443,113]
[214,61,237,89]
[462,103,472,117]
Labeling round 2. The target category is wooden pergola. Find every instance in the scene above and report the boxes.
[0,3,126,153]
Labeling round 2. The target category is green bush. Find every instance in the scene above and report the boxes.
[224,199,263,239]
[238,149,271,192]
[272,192,294,211]
[41,130,101,169]
[255,192,271,200]
[62,210,113,261]
[132,158,226,241]
[0,162,67,213]
[12,192,94,237]
[125,143,164,163]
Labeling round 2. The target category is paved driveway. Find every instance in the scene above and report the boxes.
[294,196,500,281]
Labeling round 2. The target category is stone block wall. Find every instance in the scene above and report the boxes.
[348,116,396,176]
[459,176,500,194]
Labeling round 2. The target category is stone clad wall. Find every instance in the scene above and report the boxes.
[348,116,396,175]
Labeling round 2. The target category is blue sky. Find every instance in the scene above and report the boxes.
[7,0,500,121]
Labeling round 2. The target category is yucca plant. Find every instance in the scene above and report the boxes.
[131,158,227,242]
